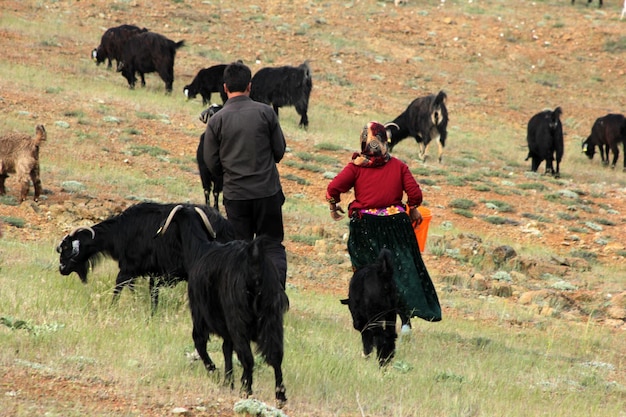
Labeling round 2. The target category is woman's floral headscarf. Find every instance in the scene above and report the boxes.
[352,121,391,167]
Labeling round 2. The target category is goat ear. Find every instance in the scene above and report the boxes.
[340,298,350,305]
[71,240,80,257]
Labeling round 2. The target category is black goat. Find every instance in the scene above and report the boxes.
[582,113,626,171]
[197,104,224,210]
[385,90,448,163]
[92,25,148,69]
[340,249,397,367]
[156,205,289,408]
[117,32,184,93]
[250,61,312,128]
[571,0,602,7]
[56,202,234,313]
[184,64,228,105]
[525,107,564,178]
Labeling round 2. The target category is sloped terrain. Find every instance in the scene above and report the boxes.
[1,0,625,415]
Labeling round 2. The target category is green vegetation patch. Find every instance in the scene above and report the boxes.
[283,173,310,185]
[126,145,169,158]
[294,152,338,165]
[283,160,324,173]
[453,208,474,218]
[483,200,515,212]
[522,213,552,223]
[449,198,476,210]
[518,182,548,191]
[0,216,25,228]
[605,36,626,53]
[315,142,344,152]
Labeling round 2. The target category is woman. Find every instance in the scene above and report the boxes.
[326,121,441,331]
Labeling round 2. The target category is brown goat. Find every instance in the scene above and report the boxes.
[0,124,46,202]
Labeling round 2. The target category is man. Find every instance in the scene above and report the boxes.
[203,61,287,286]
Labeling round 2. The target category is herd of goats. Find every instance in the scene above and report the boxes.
[1,20,625,407]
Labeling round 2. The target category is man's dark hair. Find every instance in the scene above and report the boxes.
[223,61,251,93]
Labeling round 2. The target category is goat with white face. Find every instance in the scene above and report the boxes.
[385,91,448,163]
[56,202,233,313]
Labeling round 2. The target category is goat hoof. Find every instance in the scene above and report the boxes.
[276,386,287,409]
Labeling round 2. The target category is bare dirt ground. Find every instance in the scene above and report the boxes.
[1,0,625,415]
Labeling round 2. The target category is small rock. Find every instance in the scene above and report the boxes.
[607,306,626,320]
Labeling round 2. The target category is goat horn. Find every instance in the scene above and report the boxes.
[384,122,399,129]
[193,207,217,239]
[157,204,184,236]
[68,226,95,239]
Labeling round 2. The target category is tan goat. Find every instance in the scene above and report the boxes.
[0,124,47,202]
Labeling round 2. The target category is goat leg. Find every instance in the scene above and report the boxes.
[275,377,287,409]
[148,277,160,315]
[234,342,254,398]
[193,327,216,373]
[361,329,374,357]
[30,165,42,201]
[112,274,133,304]
[0,175,6,195]
[212,190,219,212]
[18,177,29,202]
[222,339,235,390]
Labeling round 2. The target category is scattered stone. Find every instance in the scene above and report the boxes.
[469,274,488,291]
[314,239,327,253]
[557,189,579,199]
[606,306,626,320]
[492,271,512,282]
[233,398,288,416]
[584,221,603,232]
[440,221,453,230]
[550,280,577,291]
[61,181,86,193]
[492,245,517,265]
[491,283,513,297]
[103,116,121,124]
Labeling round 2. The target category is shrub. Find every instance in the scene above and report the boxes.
[449,198,476,210]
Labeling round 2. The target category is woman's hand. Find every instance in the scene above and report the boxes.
[409,206,422,225]
[330,204,345,221]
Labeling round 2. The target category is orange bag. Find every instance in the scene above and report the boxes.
[409,206,432,252]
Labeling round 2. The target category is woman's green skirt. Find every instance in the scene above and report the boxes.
[348,212,441,322]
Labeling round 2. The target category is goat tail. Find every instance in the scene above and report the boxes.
[434,90,447,107]
[250,236,289,363]
[257,291,288,364]
[34,125,46,146]
[554,106,563,119]
[299,60,313,90]
[300,60,312,78]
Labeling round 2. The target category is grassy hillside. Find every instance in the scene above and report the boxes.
[1,1,625,416]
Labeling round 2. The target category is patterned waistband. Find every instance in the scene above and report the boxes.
[359,205,406,217]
